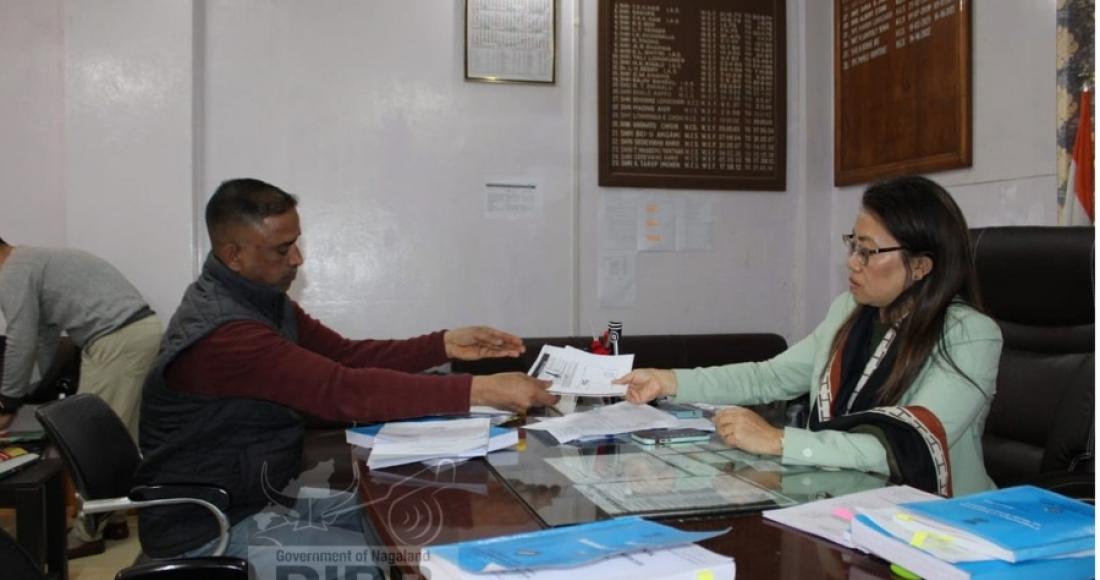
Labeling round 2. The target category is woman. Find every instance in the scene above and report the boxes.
[615,176,1002,497]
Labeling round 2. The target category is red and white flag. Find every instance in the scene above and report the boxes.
[1063,87,1094,225]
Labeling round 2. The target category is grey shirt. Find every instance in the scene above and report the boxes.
[0,247,153,401]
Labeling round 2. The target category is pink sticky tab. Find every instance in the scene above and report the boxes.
[832,507,854,521]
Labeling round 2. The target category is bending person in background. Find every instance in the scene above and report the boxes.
[136,178,556,575]
[615,176,1002,497]
[0,236,162,556]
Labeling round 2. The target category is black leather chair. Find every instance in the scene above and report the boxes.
[971,226,1094,495]
[33,393,248,579]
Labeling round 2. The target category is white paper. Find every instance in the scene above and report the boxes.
[763,485,941,549]
[675,417,717,432]
[575,473,790,515]
[675,195,714,251]
[484,182,541,219]
[527,345,634,396]
[597,251,637,308]
[368,418,490,469]
[420,544,733,580]
[522,401,680,443]
[637,196,676,252]
[466,0,554,82]
[600,192,638,251]
[543,453,683,485]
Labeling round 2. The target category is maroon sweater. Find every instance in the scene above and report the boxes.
[165,304,472,423]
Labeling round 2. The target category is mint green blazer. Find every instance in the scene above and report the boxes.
[672,293,1002,496]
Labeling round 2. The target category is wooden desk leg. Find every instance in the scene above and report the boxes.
[13,468,68,580]
[45,469,68,580]
[14,486,46,570]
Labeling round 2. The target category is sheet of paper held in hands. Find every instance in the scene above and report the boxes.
[523,401,680,443]
[527,345,634,396]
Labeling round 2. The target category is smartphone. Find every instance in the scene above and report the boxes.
[630,428,712,445]
[655,402,703,419]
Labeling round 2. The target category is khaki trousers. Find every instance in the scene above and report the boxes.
[78,315,161,442]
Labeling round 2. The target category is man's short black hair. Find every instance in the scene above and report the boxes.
[0,236,6,246]
[205,178,298,242]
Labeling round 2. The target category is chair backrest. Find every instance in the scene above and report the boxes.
[971,226,1095,486]
[35,393,141,500]
[452,333,788,375]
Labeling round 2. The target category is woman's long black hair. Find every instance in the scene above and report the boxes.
[825,176,984,405]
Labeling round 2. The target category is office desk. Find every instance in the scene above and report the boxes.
[300,424,897,579]
[0,457,67,580]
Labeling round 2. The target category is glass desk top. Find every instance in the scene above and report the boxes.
[486,414,887,527]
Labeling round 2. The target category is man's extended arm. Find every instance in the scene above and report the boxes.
[166,320,471,423]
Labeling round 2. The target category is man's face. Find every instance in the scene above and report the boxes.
[223,209,303,291]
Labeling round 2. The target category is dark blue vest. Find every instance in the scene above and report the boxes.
[135,254,304,557]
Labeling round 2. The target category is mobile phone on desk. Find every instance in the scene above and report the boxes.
[630,428,712,445]
[655,401,703,419]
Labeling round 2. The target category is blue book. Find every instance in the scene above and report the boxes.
[852,513,1095,580]
[423,516,728,573]
[898,485,1094,563]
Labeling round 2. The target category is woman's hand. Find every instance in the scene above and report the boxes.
[613,369,678,404]
[712,406,784,456]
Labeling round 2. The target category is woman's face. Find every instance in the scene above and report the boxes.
[846,210,914,308]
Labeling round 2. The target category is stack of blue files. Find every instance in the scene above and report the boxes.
[419,516,734,579]
[850,485,1095,579]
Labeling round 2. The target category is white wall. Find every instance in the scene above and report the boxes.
[0,0,65,247]
[0,0,1061,345]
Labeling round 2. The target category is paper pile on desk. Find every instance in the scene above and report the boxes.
[523,401,680,443]
[346,417,518,470]
[420,515,733,579]
[528,345,633,396]
[766,484,1095,580]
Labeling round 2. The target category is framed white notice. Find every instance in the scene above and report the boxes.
[465,0,556,84]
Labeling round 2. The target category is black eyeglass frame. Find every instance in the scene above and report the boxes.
[841,233,907,267]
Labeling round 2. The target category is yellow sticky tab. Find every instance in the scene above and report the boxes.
[890,563,922,580]
[910,531,928,547]
[896,513,913,521]
[696,571,714,580]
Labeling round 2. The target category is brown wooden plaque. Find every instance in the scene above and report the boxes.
[835,0,971,186]
[599,0,786,190]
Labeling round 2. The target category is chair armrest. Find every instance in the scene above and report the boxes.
[115,556,248,580]
[78,485,234,556]
[130,484,231,511]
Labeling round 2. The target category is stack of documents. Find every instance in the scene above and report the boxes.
[766,485,1095,579]
[346,417,518,470]
[528,345,634,397]
[419,516,734,579]
[523,401,681,443]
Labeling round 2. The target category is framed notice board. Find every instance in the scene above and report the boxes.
[599,0,786,191]
[835,0,971,186]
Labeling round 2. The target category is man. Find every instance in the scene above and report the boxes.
[135,178,555,573]
[0,236,162,556]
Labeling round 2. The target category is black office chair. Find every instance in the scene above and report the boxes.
[34,393,248,579]
[971,226,1094,498]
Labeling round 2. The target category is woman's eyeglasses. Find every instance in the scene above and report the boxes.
[841,233,906,267]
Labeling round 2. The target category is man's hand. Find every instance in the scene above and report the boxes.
[444,326,525,361]
[712,406,784,456]
[612,368,678,404]
[0,413,15,435]
[470,373,558,413]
